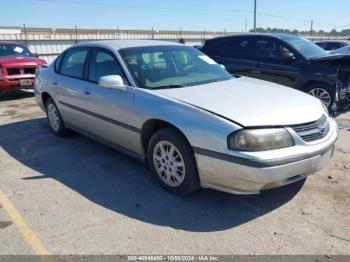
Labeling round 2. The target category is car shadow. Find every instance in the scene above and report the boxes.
[0,90,34,101]
[0,118,305,232]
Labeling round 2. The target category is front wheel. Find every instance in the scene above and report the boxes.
[147,128,200,196]
[45,97,67,136]
[305,84,334,109]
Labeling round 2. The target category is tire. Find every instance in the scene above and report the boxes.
[45,97,67,136]
[147,128,200,196]
[305,83,334,109]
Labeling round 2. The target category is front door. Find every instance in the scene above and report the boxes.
[250,37,301,88]
[82,48,139,153]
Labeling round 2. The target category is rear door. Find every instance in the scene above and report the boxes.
[250,36,302,88]
[203,36,255,77]
[53,46,92,131]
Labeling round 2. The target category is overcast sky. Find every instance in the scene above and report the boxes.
[1,0,349,32]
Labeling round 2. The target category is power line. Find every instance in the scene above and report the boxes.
[36,0,346,31]
[37,0,252,14]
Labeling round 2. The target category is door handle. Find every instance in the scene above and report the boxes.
[52,81,58,86]
[83,89,91,95]
[251,69,262,74]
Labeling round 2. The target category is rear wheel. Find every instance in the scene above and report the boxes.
[147,128,200,196]
[305,83,334,109]
[45,97,67,136]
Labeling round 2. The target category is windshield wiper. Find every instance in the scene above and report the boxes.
[151,84,186,90]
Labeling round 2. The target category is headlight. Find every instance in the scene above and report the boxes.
[228,129,294,151]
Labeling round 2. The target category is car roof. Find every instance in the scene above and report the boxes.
[205,33,299,42]
[73,40,183,50]
[315,40,350,43]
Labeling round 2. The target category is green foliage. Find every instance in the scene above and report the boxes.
[249,27,350,36]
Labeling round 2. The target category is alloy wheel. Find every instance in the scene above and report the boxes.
[152,141,186,187]
[308,88,332,108]
[47,103,60,132]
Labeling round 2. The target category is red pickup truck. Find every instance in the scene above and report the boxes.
[0,41,47,92]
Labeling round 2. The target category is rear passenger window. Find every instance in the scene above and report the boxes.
[88,49,127,83]
[325,42,341,51]
[207,37,254,58]
[60,48,89,79]
[256,39,280,59]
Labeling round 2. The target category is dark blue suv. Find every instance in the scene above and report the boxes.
[200,33,350,109]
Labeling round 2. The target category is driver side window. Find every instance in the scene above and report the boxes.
[255,38,295,62]
[88,48,128,84]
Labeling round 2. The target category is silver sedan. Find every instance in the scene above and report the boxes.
[35,40,338,195]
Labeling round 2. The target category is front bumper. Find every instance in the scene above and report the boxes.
[0,75,35,91]
[195,118,338,195]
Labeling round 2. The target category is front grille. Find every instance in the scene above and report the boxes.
[6,67,36,75]
[23,67,36,74]
[7,68,21,75]
[291,115,330,142]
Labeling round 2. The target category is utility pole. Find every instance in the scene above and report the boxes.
[310,20,314,36]
[23,24,28,46]
[74,24,78,44]
[253,0,257,32]
[245,18,248,33]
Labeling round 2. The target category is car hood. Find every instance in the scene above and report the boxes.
[330,46,350,55]
[0,56,46,67]
[150,77,324,127]
[310,53,350,67]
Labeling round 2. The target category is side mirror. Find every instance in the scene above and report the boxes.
[33,53,40,58]
[284,52,296,64]
[219,64,226,70]
[98,75,127,91]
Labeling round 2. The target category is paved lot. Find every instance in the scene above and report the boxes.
[0,91,349,255]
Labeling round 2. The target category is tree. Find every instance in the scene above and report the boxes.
[329,29,339,36]
[341,29,350,36]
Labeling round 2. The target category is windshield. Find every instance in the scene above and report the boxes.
[119,45,232,89]
[282,36,328,59]
[0,43,33,57]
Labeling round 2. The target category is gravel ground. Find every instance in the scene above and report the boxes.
[0,90,349,255]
